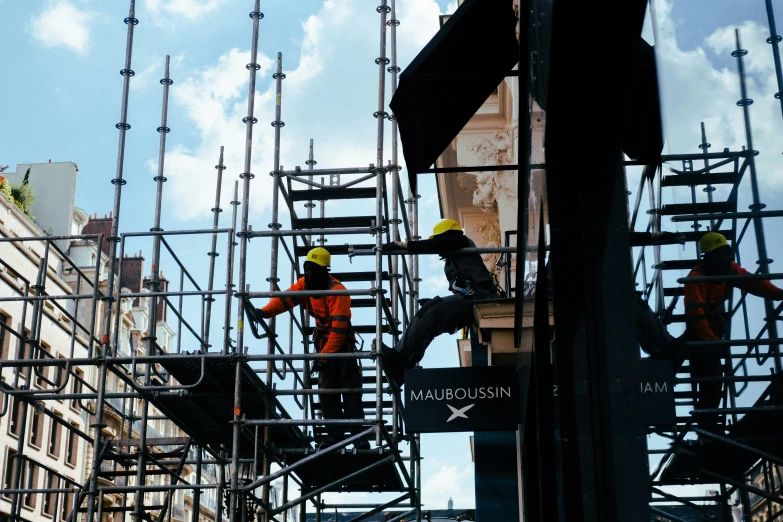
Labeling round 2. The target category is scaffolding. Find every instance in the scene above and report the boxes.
[0,1,428,521]
[628,15,783,521]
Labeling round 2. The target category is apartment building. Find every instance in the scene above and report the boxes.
[1,163,217,522]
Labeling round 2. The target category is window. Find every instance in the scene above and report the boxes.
[2,449,17,499]
[0,313,10,360]
[9,396,23,437]
[61,490,73,521]
[57,356,66,402]
[35,342,52,388]
[29,406,44,447]
[66,424,78,466]
[48,413,62,458]
[22,460,38,508]
[71,369,83,412]
[43,472,56,517]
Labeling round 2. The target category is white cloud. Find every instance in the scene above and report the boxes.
[159,0,452,222]
[422,461,475,507]
[650,0,783,198]
[144,0,229,27]
[28,0,95,55]
[132,54,188,91]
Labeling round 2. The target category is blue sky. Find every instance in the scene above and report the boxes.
[4,0,783,512]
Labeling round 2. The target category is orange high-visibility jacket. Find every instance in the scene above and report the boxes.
[684,261,783,341]
[260,276,352,354]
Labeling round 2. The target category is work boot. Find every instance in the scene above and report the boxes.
[373,339,405,386]
[354,439,371,451]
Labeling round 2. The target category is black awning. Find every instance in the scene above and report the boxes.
[389,0,520,189]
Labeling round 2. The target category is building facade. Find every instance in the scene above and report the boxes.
[1,163,217,522]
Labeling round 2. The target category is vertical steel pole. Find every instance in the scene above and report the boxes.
[306,140,316,245]
[765,0,783,120]
[233,4,263,522]
[225,181,239,354]
[262,51,285,514]
[205,146,226,352]
[699,122,716,232]
[373,0,389,448]
[85,3,138,521]
[191,447,203,522]
[134,54,172,522]
[9,263,44,520]
[733,29,781,371]
[388,0,401,343]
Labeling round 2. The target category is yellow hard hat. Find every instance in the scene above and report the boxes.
[430,218,462,239]
[700,232,729,254]
[304,247,331,268]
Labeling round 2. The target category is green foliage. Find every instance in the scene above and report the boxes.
[0,180,11,199]
[10,182,35,216]
[0,175,36,220]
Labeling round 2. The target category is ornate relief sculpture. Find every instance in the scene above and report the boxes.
[467,126,516,213]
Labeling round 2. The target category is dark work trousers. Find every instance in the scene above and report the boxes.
[689,345,728,434]
[395,294,474,366]
[318,357,365,441]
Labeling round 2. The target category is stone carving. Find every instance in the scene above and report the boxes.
[467,127,516,213]
[456,172,477,195]
[472,218,502,269]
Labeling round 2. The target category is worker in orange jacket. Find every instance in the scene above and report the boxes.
[247,247,369,450]
[684,232,783,435]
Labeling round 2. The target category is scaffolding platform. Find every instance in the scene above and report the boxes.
[292,452,405,493]
[658,374,783,485]
[151,356,405,493]
[153,356,308,457]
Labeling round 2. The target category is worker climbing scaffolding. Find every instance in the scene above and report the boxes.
[374,219,501,385]
[245,247,370,450]
[680,232,783,435]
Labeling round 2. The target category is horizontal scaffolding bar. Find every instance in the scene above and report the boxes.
[350,247,517,257]
[248,227,376,238]
[244,418,383,426]
[0,233,102,243]
[0,288,225,303]
[99,483,219,493]
[321,504,414,509]
[0,351,379,368]
[120,228,233,238]
[672,210,783,221]
[280,166,374,176]
[274,388,382,395]
[685,338,783,347]
[245,289,382,298]
[678,272,783,284]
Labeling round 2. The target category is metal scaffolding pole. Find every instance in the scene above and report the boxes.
[733,29,781,372]
[233,3,263,522]
[78,3,137,521]
[133,54,172,522]
[373,0,389,448]
[263,49,286,516]
[205,146,226,352]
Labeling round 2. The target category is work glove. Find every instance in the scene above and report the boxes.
[245,301,266,321]
[311,360,326,374]
[381,241,405,252]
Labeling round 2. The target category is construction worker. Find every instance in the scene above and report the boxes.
[246,247,370,450]
[376,219,500,384]
[684,232,783,435]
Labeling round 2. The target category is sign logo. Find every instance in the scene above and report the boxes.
[404,366,520,433]
[447,403,475,422]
